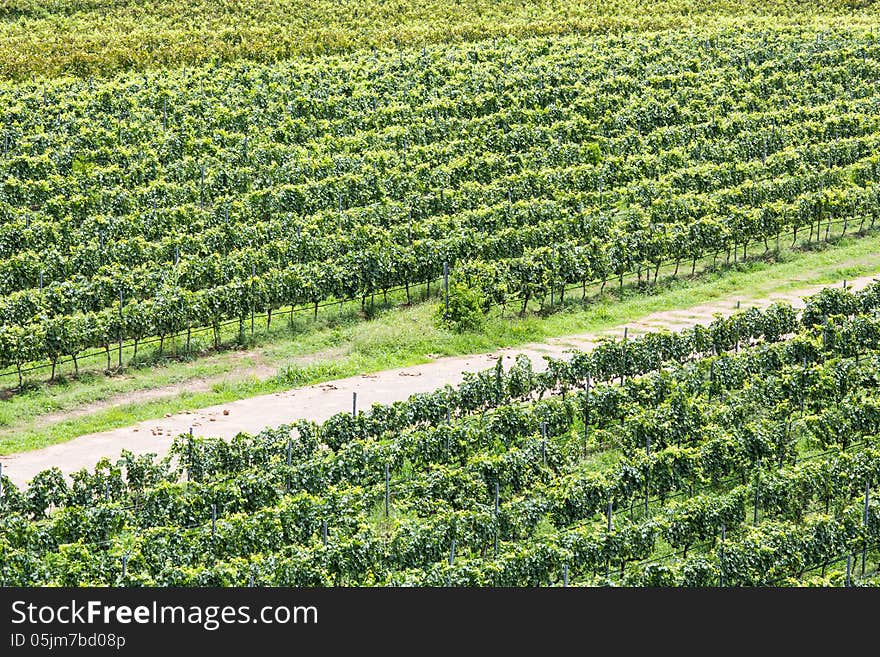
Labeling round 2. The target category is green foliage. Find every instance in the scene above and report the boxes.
[2,288,880,587]
[2,31,880,383]
[0,1,867,80]
[435,284,486,333]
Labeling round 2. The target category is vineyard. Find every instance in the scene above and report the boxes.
[1,1,875,80]
[2,0,880,594]
[3,29,880,385]
[2,283,879,586]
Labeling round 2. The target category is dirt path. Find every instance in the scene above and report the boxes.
[0,352,276,440]
[2,274,875,487]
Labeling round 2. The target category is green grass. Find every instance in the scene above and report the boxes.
[2,229,880,455]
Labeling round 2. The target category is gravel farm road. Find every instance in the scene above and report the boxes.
[2,273,876,487]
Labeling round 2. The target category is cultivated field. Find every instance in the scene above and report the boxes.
[1,0,879,587]
[2,284,879,585]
